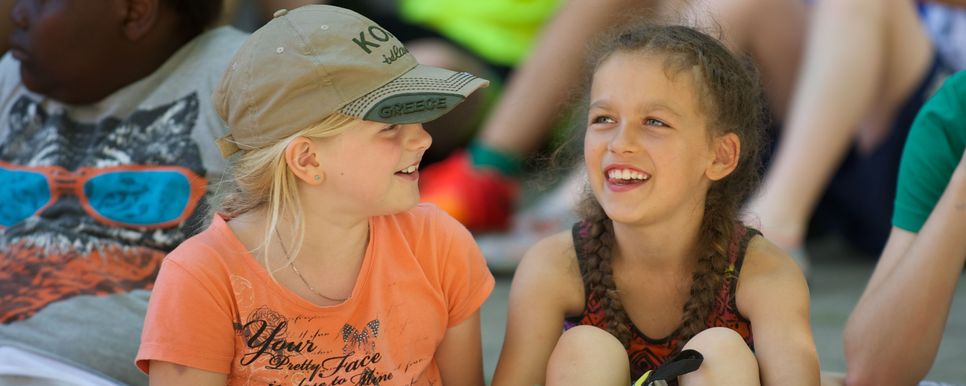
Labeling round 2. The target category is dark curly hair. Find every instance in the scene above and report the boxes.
[574,23,767,349]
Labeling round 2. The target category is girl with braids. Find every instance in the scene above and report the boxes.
[492,24,818,386]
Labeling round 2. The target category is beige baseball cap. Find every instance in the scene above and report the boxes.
[213,5,490,157]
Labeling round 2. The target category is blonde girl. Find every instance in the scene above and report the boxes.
[136,5,493,386]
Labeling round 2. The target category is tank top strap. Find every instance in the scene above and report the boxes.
[571,221,594,292]
[726,225,761,279]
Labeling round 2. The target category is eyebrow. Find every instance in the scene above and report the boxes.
[589,99,684,118]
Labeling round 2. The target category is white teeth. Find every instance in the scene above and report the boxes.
[398,165,417,174]
[607,168,650,181]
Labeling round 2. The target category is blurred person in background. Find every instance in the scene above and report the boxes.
[745,0,962,275]
[0,0,244,384]
[424,0,965,279]
[0,0,11,53]
[827,70,966,386]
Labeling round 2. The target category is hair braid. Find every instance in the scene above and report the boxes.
[566,23,766,352]
[677,185,737,344]
[578,194,635,347]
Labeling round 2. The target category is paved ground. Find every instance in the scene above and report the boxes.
[477,235,966,384]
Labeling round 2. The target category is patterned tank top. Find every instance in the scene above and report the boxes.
[564,222,758,381]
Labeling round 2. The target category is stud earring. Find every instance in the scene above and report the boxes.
[314,175,321,181]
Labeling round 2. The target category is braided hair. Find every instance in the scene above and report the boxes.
[575,23,766,348]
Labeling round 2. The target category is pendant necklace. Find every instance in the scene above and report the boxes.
[275,229,348,302]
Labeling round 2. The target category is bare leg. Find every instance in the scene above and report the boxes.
[477,0,643,156]
[676,0,807,121]
[546,326,631,386]
[746,0,933,252]
[679,327,760,386]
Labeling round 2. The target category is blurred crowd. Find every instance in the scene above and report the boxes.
[0,0,964,385]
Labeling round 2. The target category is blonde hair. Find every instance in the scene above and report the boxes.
[213,112,357,273]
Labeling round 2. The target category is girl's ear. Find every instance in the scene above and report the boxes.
[284,137,324,185]
[706,132,740,181]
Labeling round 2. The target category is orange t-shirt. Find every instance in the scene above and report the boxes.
[136,204,494,385]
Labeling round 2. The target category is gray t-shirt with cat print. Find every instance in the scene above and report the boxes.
[0,26,247,385]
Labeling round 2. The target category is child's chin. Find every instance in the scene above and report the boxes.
[387,196,420,214]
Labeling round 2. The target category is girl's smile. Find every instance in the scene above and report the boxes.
[394,162,421,181]
[584,51,716,225]
[314,121,432,217]
[603,164,652,192]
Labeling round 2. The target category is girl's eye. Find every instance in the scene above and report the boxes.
[381,124,399,132]
[644,118,668,127]
[591,115,615,124]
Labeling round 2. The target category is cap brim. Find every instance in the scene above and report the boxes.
[338,65,489,124]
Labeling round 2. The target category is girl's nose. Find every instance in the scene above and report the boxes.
[406,123,432,151]
[607,125,640,154]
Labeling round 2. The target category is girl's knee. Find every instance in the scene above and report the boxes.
[553,325,625,359]
[547,326,630,386]
[683,327,750,352]
[680,327,759,385]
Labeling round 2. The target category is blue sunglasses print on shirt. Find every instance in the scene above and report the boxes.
[0,162,206,229]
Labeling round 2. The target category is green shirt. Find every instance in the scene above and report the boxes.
[399,0,560,66]
[893,70,966,232]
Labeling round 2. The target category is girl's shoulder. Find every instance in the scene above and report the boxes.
[529,230,576,257]
[735,234,810,317]
[521,230,578,272]
[379,203,490,275]
[739,235,803,281]
[164,214,253,275]
[512,230,586,314]
[377,203,478,254]
[384,203,468,235]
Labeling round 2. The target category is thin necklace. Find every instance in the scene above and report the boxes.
[275,229,348,302]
